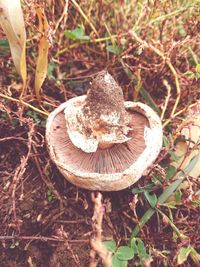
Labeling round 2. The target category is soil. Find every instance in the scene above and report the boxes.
[0,104,199,267]
[0,118,128,267]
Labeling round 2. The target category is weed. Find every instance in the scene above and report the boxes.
[103,238,150,267]
[26,110,46,128]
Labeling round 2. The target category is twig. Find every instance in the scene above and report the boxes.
[0,235,89,243]
[162,102,197,128]
[161,79,171,121]
[54,0,69,34]
[90,192,112,267]
[70,0,99,37]
[129,31,181,125]
[55,226,82,265]
[32,145,64,209]
[0,93,49,116]
[9,120,34,228]
[0,137,27,142]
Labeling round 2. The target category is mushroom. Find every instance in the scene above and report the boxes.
[46,71,163,191]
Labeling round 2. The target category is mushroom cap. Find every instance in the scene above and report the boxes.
[46,95,163,191]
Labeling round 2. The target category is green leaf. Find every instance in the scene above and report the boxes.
[177,246,192,265]
[139,87,161,115]
[47,62,58,80]
[0,39,9,49]
[132,184,154,195]
[130,238,149,261]
[195,63,200,73]
[169,150,181,162]
[163,203,177,209]
[137,240,149,259]
[103,240,117,253]
[116,246,134,260]
[112,255,128,267]
[65,26,90,41]
[131,150,200,238]
[190,247,200,263]
[0,39,10,55]
[106,44,121,55]
[185,70,200,79]
[131,188,144,194]
[144,191,157,208]
[130,238,138,254]
[151,175,162,186]
[130,178,185,238]
[163,135,169,148]
[136,239,145,255]
[47,189,53,202]
[166,165,177,181]
[183,154,199,174]
[178,27,187,37]
[175,190,182,202]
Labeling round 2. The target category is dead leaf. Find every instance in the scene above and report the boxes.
[172,102,200,179]
[0,0,27,86]
[34,7,50,99]
[166,103,200,205]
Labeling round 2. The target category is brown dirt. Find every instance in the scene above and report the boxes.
[0,90,199,267]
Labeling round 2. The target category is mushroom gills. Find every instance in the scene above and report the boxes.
[50,110,149,174]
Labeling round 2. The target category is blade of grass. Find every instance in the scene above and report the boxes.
[156,209,187,239]
[130,152,199,238]
[148,2,198,26]
[70,0,99,37]
[130,177,184,238]
[139,87,161,115]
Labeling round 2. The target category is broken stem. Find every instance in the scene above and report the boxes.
[90,192,112,267]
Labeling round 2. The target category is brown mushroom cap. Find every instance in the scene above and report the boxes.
[46,96,163,191]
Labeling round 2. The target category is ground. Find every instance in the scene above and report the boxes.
[0,1,200,267]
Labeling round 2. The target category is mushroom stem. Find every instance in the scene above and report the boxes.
[98,142,114,150]
[64,71,131,153]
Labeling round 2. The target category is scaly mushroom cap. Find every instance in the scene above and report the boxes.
[46,71,163,191]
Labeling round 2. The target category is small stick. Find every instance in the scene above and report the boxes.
[71,0,99,37]
[9,121,34,229]
[161,79,171,121]
[90,192,112,267]
[0,235,89,244]
[54,0,69,34]
[0,93,49,116]
[0,137,27,142]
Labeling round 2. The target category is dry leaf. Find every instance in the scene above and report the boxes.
[0,0,27,85]
[166,103,200,204]
[34,7,50,99]
[172,102,200,178]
